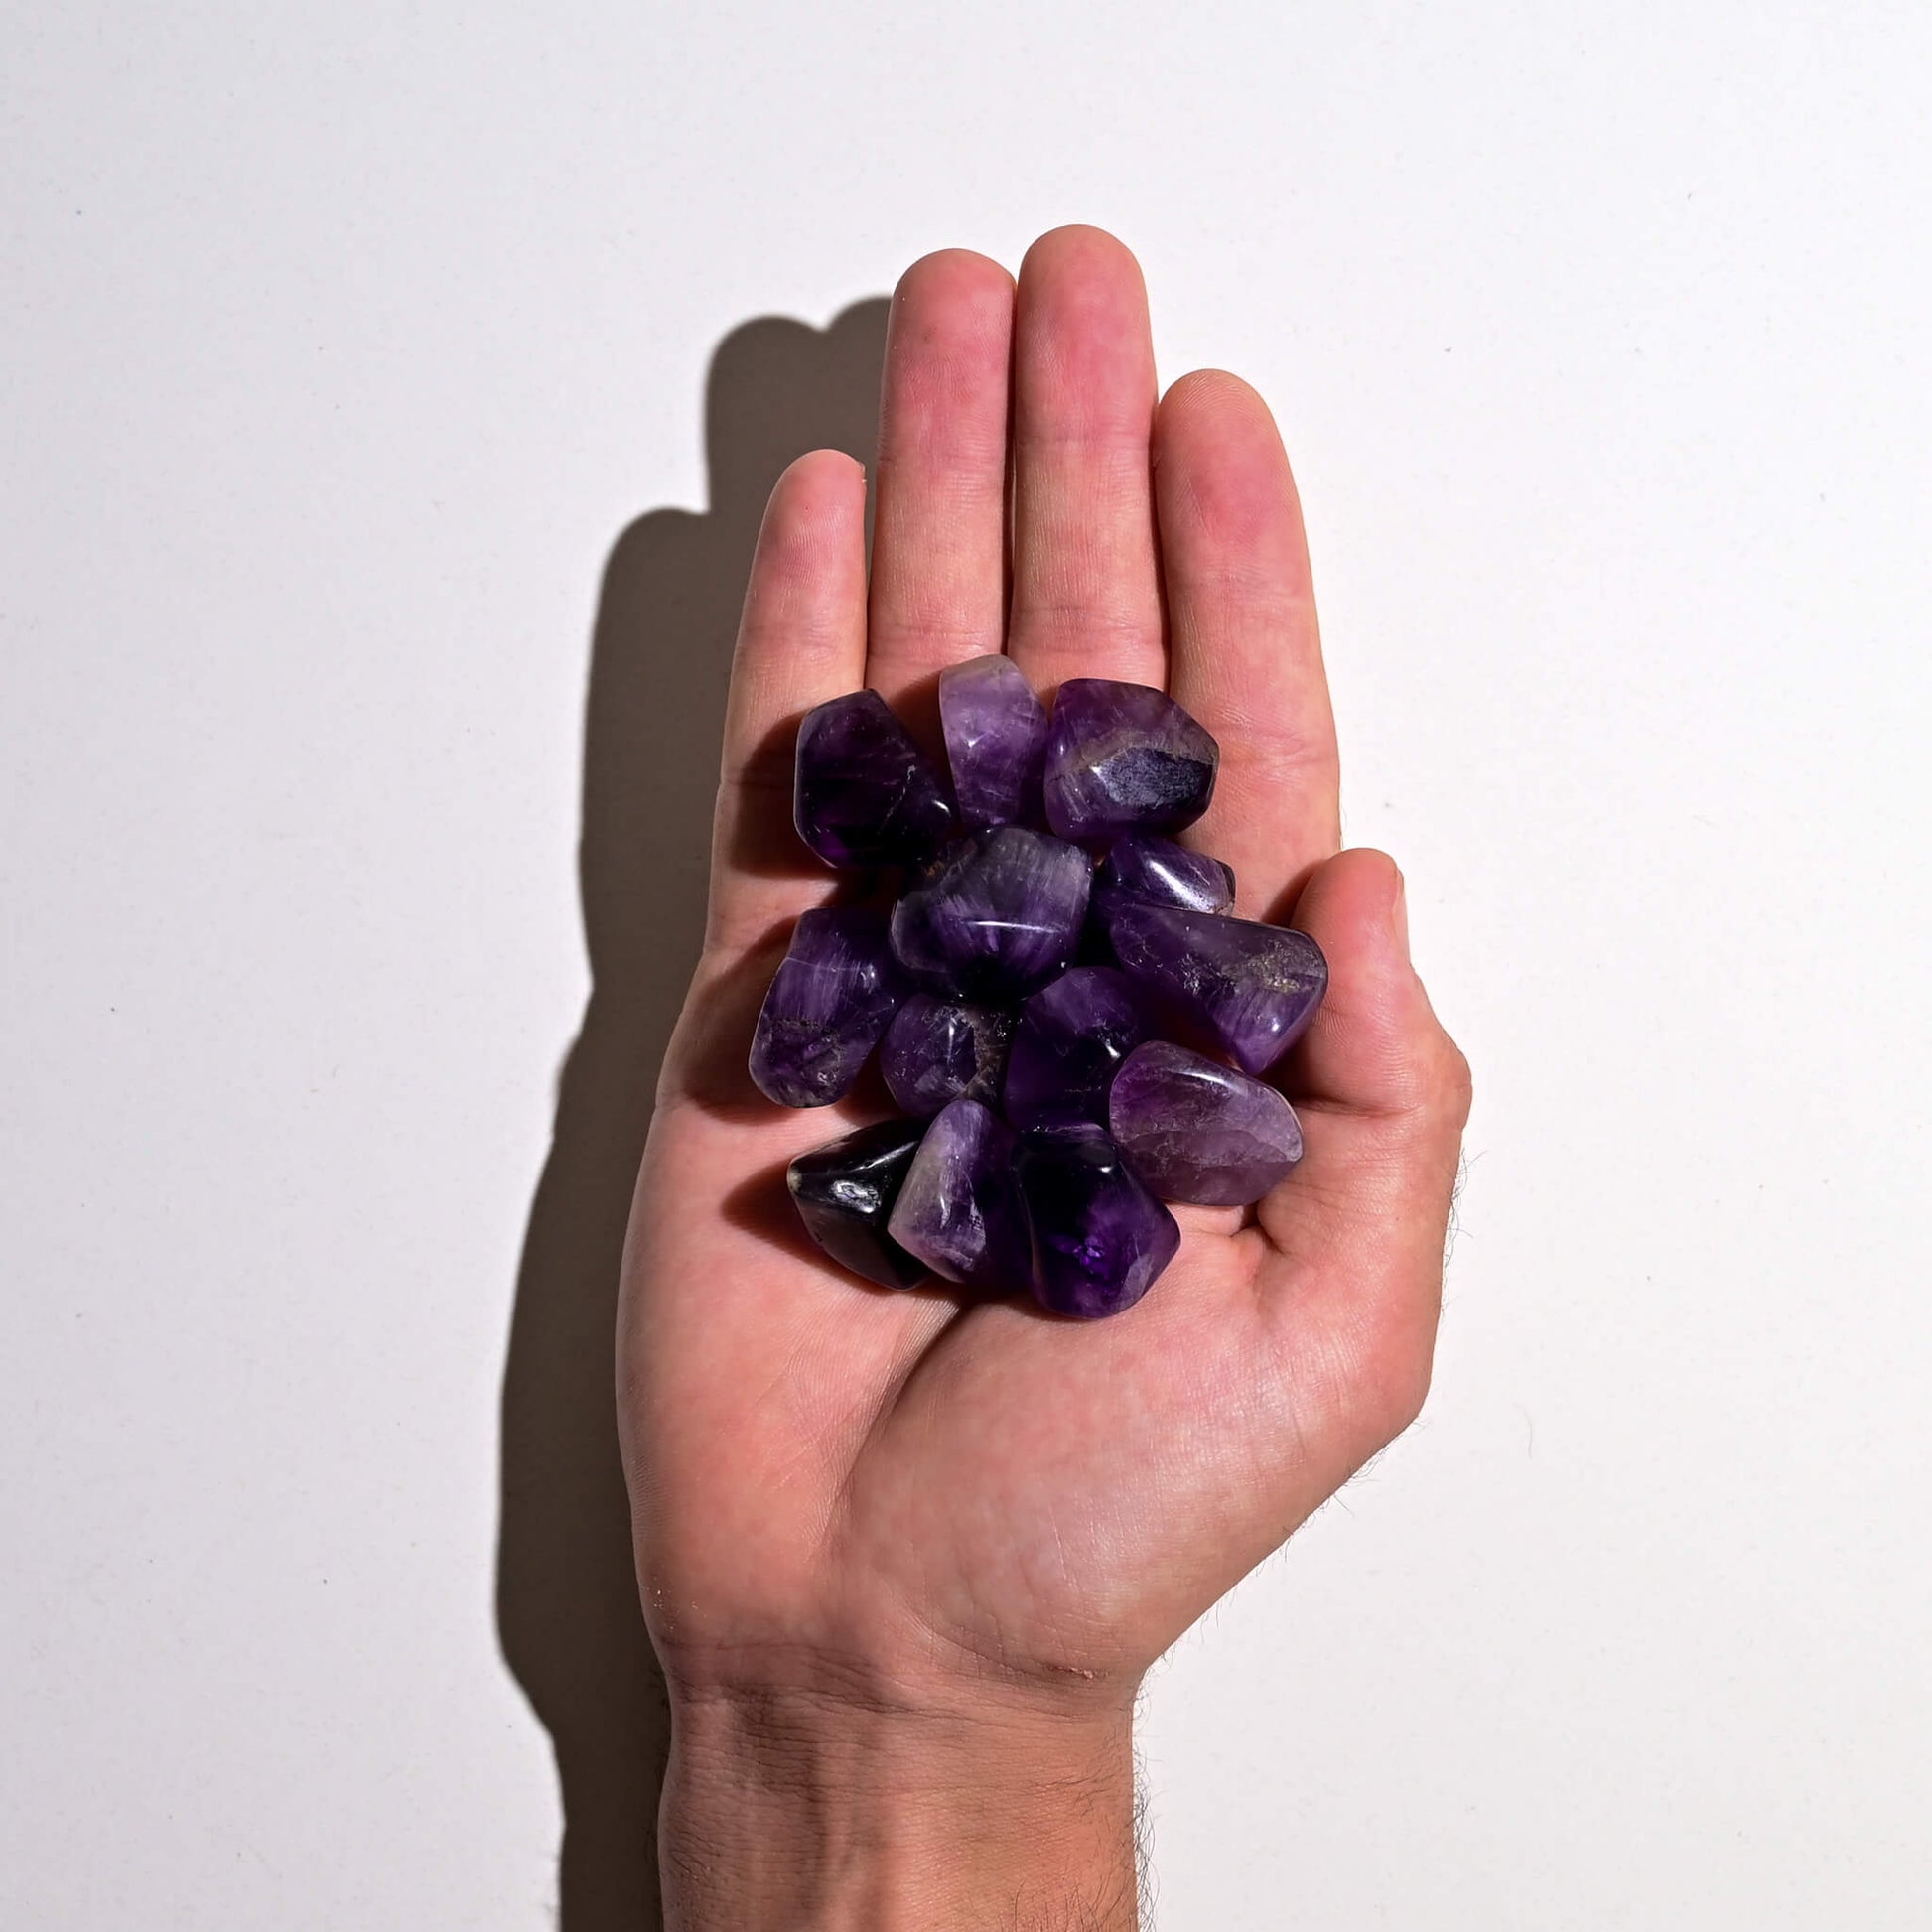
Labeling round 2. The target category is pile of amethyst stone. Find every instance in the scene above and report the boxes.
[750,657,1327,1319]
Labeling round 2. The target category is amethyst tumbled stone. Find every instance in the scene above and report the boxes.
[879,994,1016,1118]
[1003,967,1152,1133]
[1108,900,1327,1075]
[1109,1040,1305,1205]
[749,906,905,1106]
[887,1098,1031,1290]
[1042,679,1219,844]
[794,689,955,868]
[939,655,1048,832]
[786,1119,929,1289]
[1014,1123,1180,1319]
[890,827,1092,1000]
[1095,833,1236,914]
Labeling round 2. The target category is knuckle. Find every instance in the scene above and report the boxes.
[1437,1037,1474,1126]
[1378,1347,1436,1438]
[1355,1295,1439,1440]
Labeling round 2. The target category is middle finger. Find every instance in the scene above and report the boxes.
[1006,226,1167,693]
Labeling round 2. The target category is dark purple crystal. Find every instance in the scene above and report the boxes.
[887,1099,1030,1289]
[1042,679,1219,844]
[939,654,1048,832]
[1088,834,1237,962]
[889,827,1092,1000]
[1014,1123,1180,1319]
[1096,834,1236,914]
[786,1119,929,1289]
[794,689,955,869]
[749,905,905,1107]
[1003,967,1152,1133]
[1107,900,1327,1075]
[1109,1040,1305,1205]
[879,994,1016,1119]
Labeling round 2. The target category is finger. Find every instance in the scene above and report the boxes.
[1260,846,1470,1250]
[1284,847,1469,1120]
[705,449,869,954]
[1154,370,1339,916]
[1257,848,1470,1453]
[1006,226,1165,691]
[865,250,1015,707]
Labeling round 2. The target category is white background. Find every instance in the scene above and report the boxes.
[5,3,1929,1926]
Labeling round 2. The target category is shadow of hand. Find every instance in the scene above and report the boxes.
[495,297,890,1932]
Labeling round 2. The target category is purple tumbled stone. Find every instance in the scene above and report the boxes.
[1096,834,1236,914]
[794,689,956,869]
[1088,834,1237,961]
[1042,679,1219,843]
[887,1099,1031,1290]
[939,655,1048,832]
[879,994,1016,1119]
[890,827,1092,1000]
[749,906,906,1106]
[1108,900,1327,1076]
[1003,967,1153,1133]
[1014,1123,1180,1319]
[1108,1040,1305,1205]
[787,1119,929,1289]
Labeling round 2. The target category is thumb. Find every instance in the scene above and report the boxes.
[1287,847,1469,1124]
[1259,845,1469,1311]
[1254,848,1472,1450]
[1244,854,1467,1467]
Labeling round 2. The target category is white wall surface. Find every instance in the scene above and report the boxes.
[5,3,1929,1926]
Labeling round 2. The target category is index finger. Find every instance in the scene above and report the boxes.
[1154,369,1340,917]
[704,449,870,955]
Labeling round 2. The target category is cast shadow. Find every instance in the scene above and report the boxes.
[496,296,892,1931]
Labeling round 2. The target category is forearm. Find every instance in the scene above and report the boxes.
[659,1684,1141,1930]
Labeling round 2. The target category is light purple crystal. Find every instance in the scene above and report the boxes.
[939,655,1048,832]
[889,827,1092,1000]
[1003,967,1152,1133]
[1107,900,1326,1075]
[887,1099,1031,1290]
[1015,1123,1180,1319]
[1108,1040,1304,1205]
[794,689,955,869]
[1042,680,1219,844]
[748,905,905,1106]
[879,995,1016,1118]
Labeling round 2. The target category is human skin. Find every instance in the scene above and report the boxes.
[617,226,1472,1928]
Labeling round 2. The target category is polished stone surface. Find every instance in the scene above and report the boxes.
[887,1099,1030,1290]
[786,1118,930,1289]
[1014,1123,1180,1319]
[1108,1040,1305,1205]
[749,905,905,1106]
[878,994,1016,1119]
[1107,899,1327,1075]
[939,654,1048,832]
[1095,833,1236,913]
[1002,967,1152,1133]
[889,827,1092,999]
[793,688,956,869]
[1042,679,1219,843]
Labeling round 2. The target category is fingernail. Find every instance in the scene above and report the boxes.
[1390,866,1410,953]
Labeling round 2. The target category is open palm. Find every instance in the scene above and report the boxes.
[619,228,1469,1726]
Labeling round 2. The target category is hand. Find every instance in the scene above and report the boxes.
[619,226,1470,1929]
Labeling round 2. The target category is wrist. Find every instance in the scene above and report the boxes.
[660,1678,1140,1930]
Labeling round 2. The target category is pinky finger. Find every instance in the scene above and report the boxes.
[705,450,870,954]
